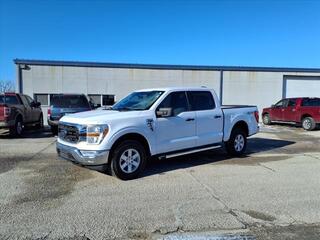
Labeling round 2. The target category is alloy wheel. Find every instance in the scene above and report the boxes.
[119,148,141,174]
[234,134,245,152]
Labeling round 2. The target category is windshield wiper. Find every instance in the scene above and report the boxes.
[114,107,134,111]
[102,106,114,110]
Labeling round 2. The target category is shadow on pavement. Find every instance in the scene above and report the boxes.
[0,126,54,139]
[142,137,295,177]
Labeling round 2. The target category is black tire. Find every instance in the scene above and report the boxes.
[51,126,58,135]
[225,128,247,156]
[35,114,44,129]
[302,117,316,131]
[9,117,23,137]
[110,140,147,180]
[262,113,271,125]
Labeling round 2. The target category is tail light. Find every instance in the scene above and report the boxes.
[4,106,10,118]
[254,111,259,123]
[47,107,51,117]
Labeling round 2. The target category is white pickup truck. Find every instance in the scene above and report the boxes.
[57,87,259,180]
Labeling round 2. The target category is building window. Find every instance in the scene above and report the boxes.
[88,94,115,106]
[88,94,102,105]
[34,94,49,106]
[103,95,115,106]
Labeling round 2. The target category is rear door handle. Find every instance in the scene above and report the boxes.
[185,118,195,122]
[214,115,222,119]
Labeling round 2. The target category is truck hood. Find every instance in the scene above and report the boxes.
[59,109,144,125]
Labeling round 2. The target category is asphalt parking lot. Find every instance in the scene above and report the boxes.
[0,125,320,240]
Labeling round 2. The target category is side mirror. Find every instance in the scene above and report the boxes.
[31,101,41,108]
[271,104,275,108]
[156,108,172,118]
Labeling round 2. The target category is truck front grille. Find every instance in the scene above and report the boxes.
[58,123,85,143]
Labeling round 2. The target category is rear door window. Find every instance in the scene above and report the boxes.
[50,95,90,108]
[187,91,216,111]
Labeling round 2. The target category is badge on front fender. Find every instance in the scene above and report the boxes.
[146,119,154,131]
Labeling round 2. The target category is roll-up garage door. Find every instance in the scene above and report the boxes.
[284,76,320,98]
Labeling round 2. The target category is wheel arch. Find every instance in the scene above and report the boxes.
[262,112,270,117]
[109,132,151,161]
[231,120,249,137]
[301,114,313,122]
[15,113,23,123]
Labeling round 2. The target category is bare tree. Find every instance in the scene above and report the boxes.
[0,80,15,93]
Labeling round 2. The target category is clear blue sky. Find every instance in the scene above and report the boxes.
[1,0,320,83]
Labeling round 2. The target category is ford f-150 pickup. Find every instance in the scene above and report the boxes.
[262,97,320,131]
[0,92,43,136]
[57,87,259,180]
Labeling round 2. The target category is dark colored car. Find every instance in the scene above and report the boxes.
[262,97,320,131]
[0,93,43,136]
[48,94,93,133]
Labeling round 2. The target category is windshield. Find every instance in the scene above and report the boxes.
[50,95,90,108]
[113,91,164,111]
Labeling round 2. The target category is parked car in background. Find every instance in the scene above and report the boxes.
[0,92,43,136]
[56,87,259,180]
[262,97,320,130]
[48,94,93,134]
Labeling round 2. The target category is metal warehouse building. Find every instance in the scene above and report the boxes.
[14,59,320,124]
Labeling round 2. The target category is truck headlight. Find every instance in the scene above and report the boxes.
[86,124,109,144]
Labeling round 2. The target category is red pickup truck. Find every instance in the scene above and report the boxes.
[0,93,43,136]
[262,97,320,131]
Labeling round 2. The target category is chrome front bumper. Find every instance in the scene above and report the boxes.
[56,142,109,166]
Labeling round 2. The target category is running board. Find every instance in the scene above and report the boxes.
[162,145,222,159]
[272,120,297,124]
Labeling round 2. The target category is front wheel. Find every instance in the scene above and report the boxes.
[302,117,316,131]
[110,140,147,180]
[225,128,247,156]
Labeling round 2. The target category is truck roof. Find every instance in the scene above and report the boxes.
[135,86,212,92]
[2,92,18,96]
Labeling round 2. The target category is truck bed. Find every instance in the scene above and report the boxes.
[221,105,259,141]
[221,105,257,109]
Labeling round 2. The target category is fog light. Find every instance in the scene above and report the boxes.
[79,150,98,158]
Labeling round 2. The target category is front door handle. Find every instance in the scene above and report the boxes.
[214,115,222,119]
[185,118,195,122]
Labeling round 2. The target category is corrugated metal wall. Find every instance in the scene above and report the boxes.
[20,64,320,125]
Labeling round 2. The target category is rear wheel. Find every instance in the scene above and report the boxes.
[225,128,247,156]
[262,114,271,125]
[10,117,23,137]
[110,140,147,180]
[302,117,316,131]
